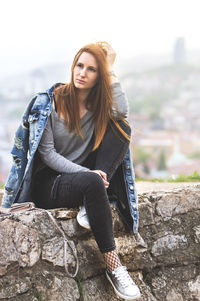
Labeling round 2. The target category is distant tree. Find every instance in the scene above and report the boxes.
[157,150,167,170]
[134,146,152,165]
[143,164,150,174]
[188,151,200,159]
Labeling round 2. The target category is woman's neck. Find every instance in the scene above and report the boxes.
[76,89,90,106]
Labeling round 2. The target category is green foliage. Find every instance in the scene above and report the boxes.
[126,63,198,116]
[143,164,150,174]
[135,177,165,182]
[168,171,200,182]
[35,292,47,301]
[157,150,167,171]
[0,183,4,189]
[134,146,152,164]
[136,171,200,182]
[129,90,177,115]
[75,274,83,299]
[188,151,200,159]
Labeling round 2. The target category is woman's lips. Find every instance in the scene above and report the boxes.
[77,79,85,84]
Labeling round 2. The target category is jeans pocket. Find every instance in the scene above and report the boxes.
[50,174,61,201]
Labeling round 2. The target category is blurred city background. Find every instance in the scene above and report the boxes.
[0,0,200,183]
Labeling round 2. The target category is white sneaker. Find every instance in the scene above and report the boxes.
[106,266,141,300]
[76,205,91,230]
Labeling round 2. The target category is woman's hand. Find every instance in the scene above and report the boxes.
[98,41,117,70]
[89,169,109,188]
[97,41,119,84]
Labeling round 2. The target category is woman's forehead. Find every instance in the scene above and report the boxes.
[77,52,98,68]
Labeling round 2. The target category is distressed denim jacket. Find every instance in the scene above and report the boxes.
[2,83,139,234]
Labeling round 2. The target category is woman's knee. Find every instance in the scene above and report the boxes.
[78,171,105,193]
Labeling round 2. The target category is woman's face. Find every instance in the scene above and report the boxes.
[73,52,99,91]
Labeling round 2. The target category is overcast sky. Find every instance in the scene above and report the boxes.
[1,0,200,79]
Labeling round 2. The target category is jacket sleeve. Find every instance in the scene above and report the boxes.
[111,82,129,119]
[37,115,89,173]
[1,96,37,208]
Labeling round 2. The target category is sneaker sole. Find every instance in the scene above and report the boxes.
[106,271,141,300]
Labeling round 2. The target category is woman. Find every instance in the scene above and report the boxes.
[1,42,140,299]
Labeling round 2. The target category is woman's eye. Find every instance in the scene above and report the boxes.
[76,63,96,72]
[89,67,96,72]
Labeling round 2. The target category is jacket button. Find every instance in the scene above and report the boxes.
[130,185,134,190]
[126,165,130,169]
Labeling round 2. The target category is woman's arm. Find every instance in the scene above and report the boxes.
[100,42,129,118]
[111,81,129,118]
[38,117,89,173]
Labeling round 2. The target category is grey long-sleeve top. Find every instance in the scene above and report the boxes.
[38,82,128,173]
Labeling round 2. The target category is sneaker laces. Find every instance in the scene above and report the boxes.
[113,266,135,288]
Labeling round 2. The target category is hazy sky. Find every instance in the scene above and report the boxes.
[1,0,200,79]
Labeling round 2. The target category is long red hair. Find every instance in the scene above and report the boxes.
[54,41,130,150]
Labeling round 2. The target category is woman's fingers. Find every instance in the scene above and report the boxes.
[98,171,109,188]
[89,170,109,188]
[102,177,109,188]
[104,45,116,68]
[97,41,116,68]
[98,170,107,180]
[90,169,107,179]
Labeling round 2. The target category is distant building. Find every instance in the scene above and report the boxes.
[174,37,186,65]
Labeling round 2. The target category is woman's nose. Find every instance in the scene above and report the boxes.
[80,68,86,77]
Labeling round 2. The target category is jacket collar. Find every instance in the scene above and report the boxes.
[45,82,65,99]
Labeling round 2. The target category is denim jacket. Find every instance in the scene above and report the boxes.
[2,83,139,234]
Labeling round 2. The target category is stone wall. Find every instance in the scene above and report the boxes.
[0,184,200,300]
[0,190,3,206]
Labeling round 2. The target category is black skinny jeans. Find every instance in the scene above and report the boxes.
[34,120,131,253]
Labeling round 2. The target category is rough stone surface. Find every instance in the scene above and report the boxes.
[0,184,199,300]
[0,275,32,299]
[0,219,41,274]
[151,234,188,256]
[166,289,184,301]
[0,190,3,206]
[188,275,200,300]
[45,275,80,301]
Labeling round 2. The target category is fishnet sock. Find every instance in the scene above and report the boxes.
[103,250,122,272]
